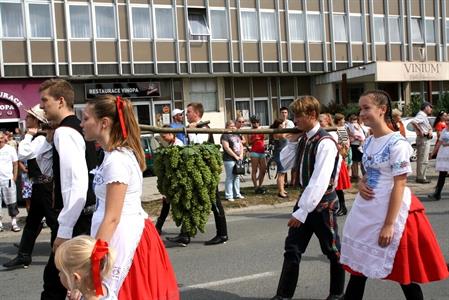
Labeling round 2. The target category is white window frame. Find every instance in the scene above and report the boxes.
[93,4,116,40]
[411,17,424,43]
[306,12,323,42]
[26,2,53,39]
[154,5,175,40]
[373,15,386,44]
[240,9,259,41]
[288,11,305,42]
[349,14,363,43]
[333,13,348,42]
[130,5,152,40]
[189,78,218,112]
[187,7,210,41]
[388,15,402,43]
[253,97,270,126]
[446,18,449,42]
[260,9,278,41]
[68,3,92,40]
[210,8,228,40]
[0,1,25,39]
[425,17,436,44]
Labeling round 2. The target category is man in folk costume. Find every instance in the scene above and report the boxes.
[271,96,345,300]
[39,79,97,300]
[3,105,57,270]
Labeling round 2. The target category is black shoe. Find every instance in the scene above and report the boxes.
[278,193,288,199]
[166,235,190,247]
[326,294,345,300]
[255,187,266,194]
[3,255,31,269]
[416,179,431,184]
[336,207,347,216]
[428,193,441,201]
[270,296,291,300]
[204,235,228,245]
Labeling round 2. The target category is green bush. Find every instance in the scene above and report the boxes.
[402,94,422,117]
[434,92,449,114]
[321,101,360,118]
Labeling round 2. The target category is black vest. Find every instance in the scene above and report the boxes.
[295,128,339,202]
[27,133,45,180]
[53,115,97,210]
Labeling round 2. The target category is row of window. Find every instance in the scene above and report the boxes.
[0,2,447,44]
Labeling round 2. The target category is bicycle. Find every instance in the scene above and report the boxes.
[265,144,278,180]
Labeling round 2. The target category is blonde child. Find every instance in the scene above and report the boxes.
[55,235,116,300]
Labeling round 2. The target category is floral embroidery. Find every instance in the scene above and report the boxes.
[391,160,410,172]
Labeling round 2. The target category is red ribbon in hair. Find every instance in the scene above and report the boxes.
[91,239,109,297]
[116,96,128,139]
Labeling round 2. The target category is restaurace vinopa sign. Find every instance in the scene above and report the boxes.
[85,82,160,99]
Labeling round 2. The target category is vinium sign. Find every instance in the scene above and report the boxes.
[376,62,449,81]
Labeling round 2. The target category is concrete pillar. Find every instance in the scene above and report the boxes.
[402,81,411,108]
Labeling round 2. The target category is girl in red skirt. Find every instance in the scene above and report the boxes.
[340,90,448,300]
[81,95,179,300]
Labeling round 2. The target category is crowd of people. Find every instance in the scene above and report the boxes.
[1,80,448,300]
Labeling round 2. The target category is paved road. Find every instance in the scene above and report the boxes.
[1,187,448,299]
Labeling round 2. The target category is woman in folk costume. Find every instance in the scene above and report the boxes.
[340,90,448,300]
[81,95,179,300]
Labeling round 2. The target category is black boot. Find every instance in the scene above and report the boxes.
[155,218,164,235]
[274,260,299,299]
[166,233,190,247]
[428,172,446,201]
[3,253,32,269]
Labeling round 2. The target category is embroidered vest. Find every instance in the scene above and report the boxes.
[53,115,97,210]
[295,128,339,202]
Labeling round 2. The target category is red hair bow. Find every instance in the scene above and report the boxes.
[91,239,109,296]
[116,96,128,139]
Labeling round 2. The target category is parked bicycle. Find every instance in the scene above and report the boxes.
[265,144,277,180]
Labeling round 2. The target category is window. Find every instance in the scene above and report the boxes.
[29,3,52,38]
[350,15,362,42]
[411,18,423,43]
[425,18,436,43]
[0,3,23,37]
[190,79,217,112]
[333,14,347,42]
[373,16,386,43]
[210,9,228,39]
[389,16,401,43]
[95,6,115,38]
[155,7,174,39]
[254,100,269,125]
[131,7,152,39]
[188,8,210,40]
[69,5,91,38]
[241,11,258,40]
[307,14,322,41]
[289,12,305,41]
[446,19,449,41]
[260,11,277,41]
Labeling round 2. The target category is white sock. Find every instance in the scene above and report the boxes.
[11,218,17,226]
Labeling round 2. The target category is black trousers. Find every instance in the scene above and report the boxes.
[275,208,345,298]
[41,213,92,300]
[179,189,227,237]
[17,182,58,256]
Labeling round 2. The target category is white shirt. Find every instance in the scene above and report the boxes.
[412,110,432,135]
[0,144,18,181]
[188,119,210,144]
[54,126,88,239]
[280,123,339,223]
[172,137,184,146]
[283,119,295,129]
[18,134,53,177]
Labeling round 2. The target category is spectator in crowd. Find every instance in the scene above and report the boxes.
[170,108,187,145]
[235,116,248,146]
[280,106,295,128]
[0,131,20,232]
[167,102,228,246]
[39,78,98,299]
[271,96,344,300]
[334,113,351,216]
[3,105,56,270]
[221,120,244,202]
[347,114,366,181]
[389,109,406,137]
[411,101,433,183]
[433,110,448,143]
[5,131,18,150]
[429,116,449,201]
[270,119,288,198]
[248,115,267,194]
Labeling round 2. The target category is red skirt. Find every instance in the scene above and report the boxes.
[118,219,180,300]
[336,160,351,190]
[344,194,449,285]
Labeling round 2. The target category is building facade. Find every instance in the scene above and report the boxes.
[1,0,449,130]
